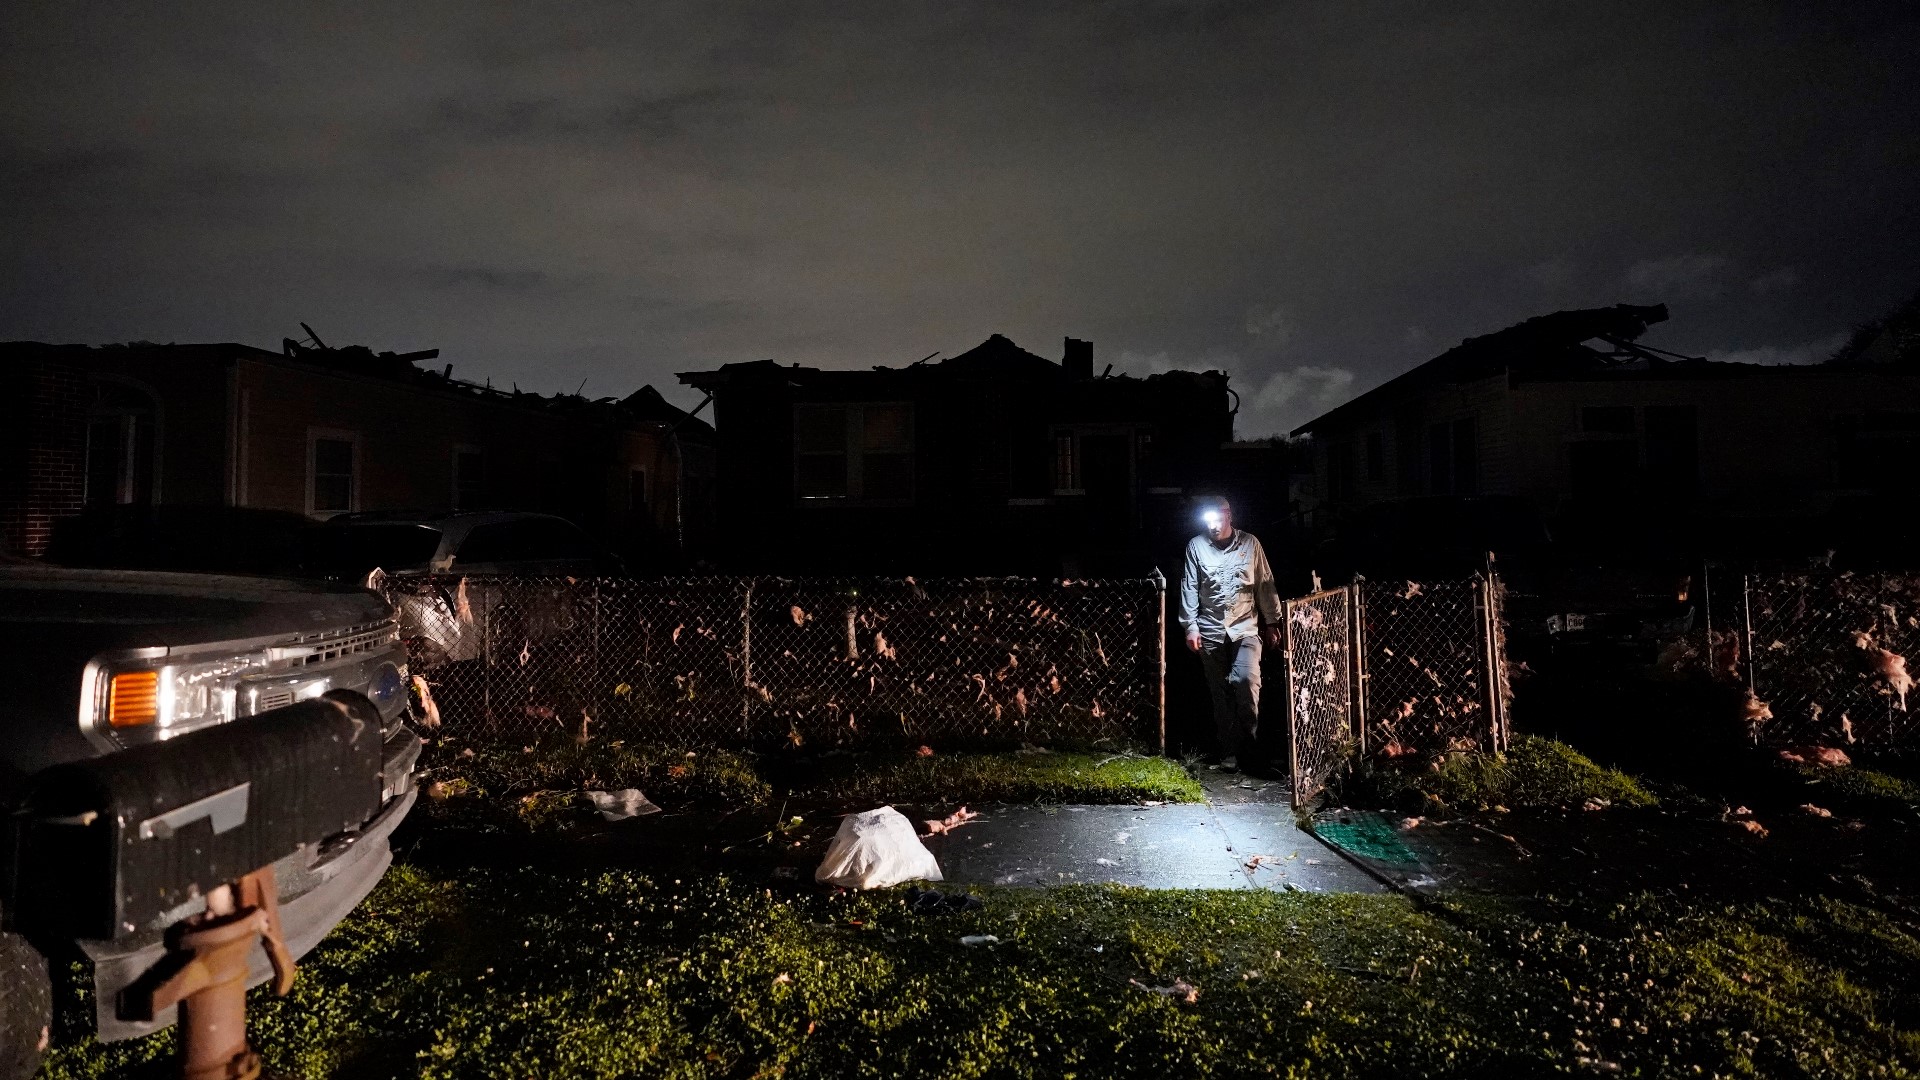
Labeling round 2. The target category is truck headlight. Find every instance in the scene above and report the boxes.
[88,652,270,744]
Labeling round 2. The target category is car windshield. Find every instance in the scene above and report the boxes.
[301,524,444,577]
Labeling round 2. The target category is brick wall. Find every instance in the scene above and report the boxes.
[0,356,89,557]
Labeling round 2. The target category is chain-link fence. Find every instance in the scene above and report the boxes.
[383,575,1166,750]
[1276,574,1510,807]
[1284,587,1358,805]
[1709,571,1920,748]
[1358,576,1509,761]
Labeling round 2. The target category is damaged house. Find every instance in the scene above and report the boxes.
[0,334,715,567]
[677,334,1251,575]
[1289,301,1920,564]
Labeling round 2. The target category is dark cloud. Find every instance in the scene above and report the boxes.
[420,266,549,292]
[3,1,1917,435]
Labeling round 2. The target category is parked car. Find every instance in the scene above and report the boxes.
[300,510,620,581]
[43,504,314,577]
[0,567,421,1076]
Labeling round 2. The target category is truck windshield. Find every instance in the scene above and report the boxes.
[301,524,444,578]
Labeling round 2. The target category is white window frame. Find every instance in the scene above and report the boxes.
[307,427,361,518]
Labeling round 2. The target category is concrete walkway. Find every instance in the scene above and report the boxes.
[923,771,1384,893]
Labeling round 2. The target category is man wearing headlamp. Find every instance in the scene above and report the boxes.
[1179,495,1282,772]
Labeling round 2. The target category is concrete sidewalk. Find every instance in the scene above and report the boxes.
[922,771,1384,893]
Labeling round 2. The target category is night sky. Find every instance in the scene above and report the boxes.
[4,2,1916,436]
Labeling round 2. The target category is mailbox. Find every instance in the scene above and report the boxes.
[10,696,382,942]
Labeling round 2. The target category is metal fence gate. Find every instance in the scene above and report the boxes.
[1284,586,1361,806]
[1283,574,1510,808]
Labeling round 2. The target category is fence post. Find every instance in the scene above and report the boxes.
[1284,598,1301,805]
[1475,574,1499,755]
[1700,560,1713,683]
[1346,582,1366,754]
[1487,569,1508,753]
[740,578,755,739]
[1741,574,1756,694]
[1150,568,1167,755]
[591,579,602,728]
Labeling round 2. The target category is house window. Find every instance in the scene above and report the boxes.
[794,403,914,503]
[1364,431,1384,482]
[85,377,157,507]
[861,404,914,500]
[452,447,485,510]
[1582,406,1635,434]
[795,405,851,499]
[1053,433,1077,492]
[308,431,358,517]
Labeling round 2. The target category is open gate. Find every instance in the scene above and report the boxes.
[1284,586,1361,808]
[1283,574,1509,809]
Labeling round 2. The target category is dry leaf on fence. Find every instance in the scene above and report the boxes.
[1871,648,1914,709]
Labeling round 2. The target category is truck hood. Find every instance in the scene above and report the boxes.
[0,567,388,649]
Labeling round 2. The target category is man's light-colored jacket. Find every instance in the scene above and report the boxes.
[1178,530,1282,643]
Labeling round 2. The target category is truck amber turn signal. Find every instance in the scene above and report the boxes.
[108,670,159,727]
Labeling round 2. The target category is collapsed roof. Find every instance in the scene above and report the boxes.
[675,333,1225,396]
[1294,303,1710,434]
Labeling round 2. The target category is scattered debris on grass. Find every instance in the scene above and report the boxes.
[815,807,942,889]
[922,807,979,835]
[1129,977,1200,1004]
[39,871,1920,1079]
[1777,745,1851,768]
[585,788,660,821]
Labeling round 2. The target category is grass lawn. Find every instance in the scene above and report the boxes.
[40,863,1920,1079]
[1338,735,1659,816]
[781,749,1205,807]
[417,739,1203,834]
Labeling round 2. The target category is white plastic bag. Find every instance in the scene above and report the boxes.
[814,807,943,889]
[586,789,661,821]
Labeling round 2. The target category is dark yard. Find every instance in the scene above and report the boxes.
[5,3,1920,1079]
[30,731,1920,1079]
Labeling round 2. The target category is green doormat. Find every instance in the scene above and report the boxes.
[1312,812,1422,865]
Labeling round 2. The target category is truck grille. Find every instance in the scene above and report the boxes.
[266,620,398,667]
